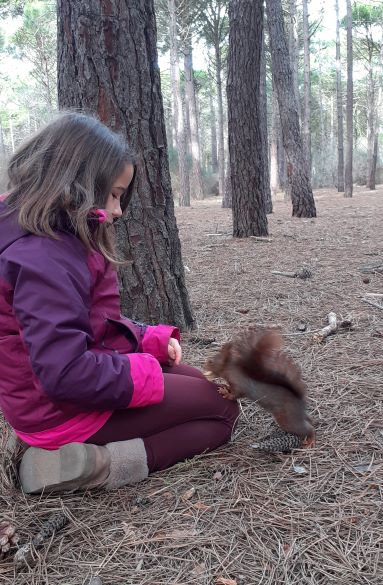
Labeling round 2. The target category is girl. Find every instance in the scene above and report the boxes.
[0,112,239,494]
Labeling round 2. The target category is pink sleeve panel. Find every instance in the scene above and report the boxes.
[140,324,181,364]
[127,352,164,408]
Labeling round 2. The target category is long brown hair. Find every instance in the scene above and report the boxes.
[4,112,136,263]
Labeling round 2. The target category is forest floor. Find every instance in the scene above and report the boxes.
[1,186,383,584]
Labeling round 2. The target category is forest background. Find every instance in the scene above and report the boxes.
[0,0,382,201]
[0,2,383,584]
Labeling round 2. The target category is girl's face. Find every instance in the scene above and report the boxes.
[105,163,135,221]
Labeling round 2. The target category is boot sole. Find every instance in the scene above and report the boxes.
[19,443,97,494]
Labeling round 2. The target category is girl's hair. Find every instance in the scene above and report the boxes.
[4,112,136,263]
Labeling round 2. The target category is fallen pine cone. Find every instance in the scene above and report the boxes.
[14,512,68,568]
[0,521,19,560]
[251,432,303,454]
[272,267,313,280]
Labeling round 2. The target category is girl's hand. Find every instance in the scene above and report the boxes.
[168,338,182,365]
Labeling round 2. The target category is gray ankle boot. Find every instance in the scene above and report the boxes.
[19,439,149,495]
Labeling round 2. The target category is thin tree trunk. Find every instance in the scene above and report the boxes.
[288,0,300,121]
[317,47,325,187]
[368,133,378,190]
[260,23,272,214]
[266,0,316,217]
[270,80,279,200]
[169,0,190,207]
[227,0,268,237]
[277,116,287,193]
[57,0,194,329]
[302,0,311,176]
[184,45,204,199]
[366,41,376,190]
[344,0,353,198]
[164,96,173,151]
[215,42,225,199]
[222,158,232,208]
[335,0,344,191]
[210,93,218,173]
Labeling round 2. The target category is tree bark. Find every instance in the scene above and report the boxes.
[288,0,300,121]
[215,42,225,200]
[335,0,344,191]
[222,158,232,208]
[260,23,272,214]
[184,44,205,199]
[316,46,326,187]
[209,92,218,173]
[344,0,353,198]
[266,0,316,217]
[57,0,194,329]
[168,0,190,207]
[270,79,279,199]
[368,133,378,190]
[302,0,311,176]
[227,0,268,237]
[366,35,376,190]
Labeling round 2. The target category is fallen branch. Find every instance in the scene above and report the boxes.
[313,313,353,343]
[272,267,312,280]
[314,312,338,342]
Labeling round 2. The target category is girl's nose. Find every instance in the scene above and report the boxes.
[113,202,122,218]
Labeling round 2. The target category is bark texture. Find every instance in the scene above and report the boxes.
[344,0,353,198]
[57,0,194,328]
[266,0,316,217]
[184,45,205,199]
[227,0,268,237]
[302,0,311,176]
[168,0,190,207]
[335,0,344,191]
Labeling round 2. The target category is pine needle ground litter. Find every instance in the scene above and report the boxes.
[1,186,382,584]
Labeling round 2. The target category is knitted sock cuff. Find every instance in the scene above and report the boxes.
[105,438,149,490]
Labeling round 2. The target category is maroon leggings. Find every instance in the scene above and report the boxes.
[86,364,239,473]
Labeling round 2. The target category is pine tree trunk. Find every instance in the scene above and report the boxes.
[164,95,174,151]
[227,0,268,237]
[302,0,311,176]
[222,158,232,208]
[215,43,225,199]
[366,44,376,190]
[57,0,194,329]
[344,0,353,198]
[270,80,279,199]
[335,0,344,191]
[368,133,378,190]
[184,45,204,199]
[260,25,272,214]
[288,0,300,121]
[210,93,218,173]
[317,47,326,187]
[168,0,190,207]
[266,0,316,217]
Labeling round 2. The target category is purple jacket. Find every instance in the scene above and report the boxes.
[0,201,179,433]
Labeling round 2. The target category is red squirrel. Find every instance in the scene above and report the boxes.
[205,328,315,446]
